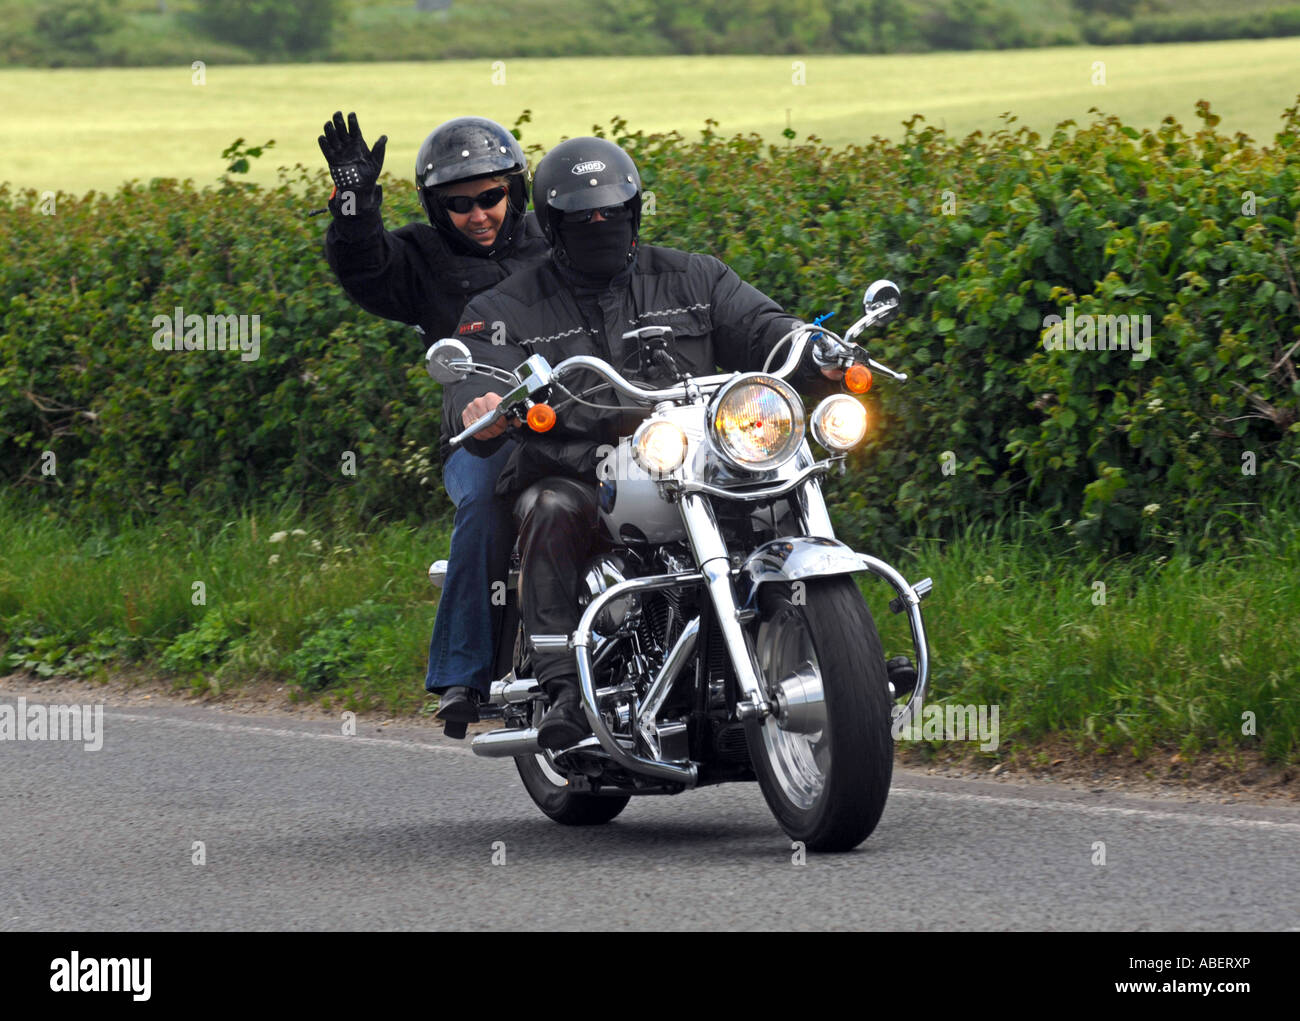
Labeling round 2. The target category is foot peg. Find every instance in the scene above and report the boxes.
[530,634,570,652]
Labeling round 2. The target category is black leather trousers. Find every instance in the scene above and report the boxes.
[513,476,601,690]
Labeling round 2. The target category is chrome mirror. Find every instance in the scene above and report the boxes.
[863,279,900,316]
[425,338,471,383]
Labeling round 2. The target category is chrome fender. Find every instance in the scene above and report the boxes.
[735,536,867,612]
[735,536,933,731]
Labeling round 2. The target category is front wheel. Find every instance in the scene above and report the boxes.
[745,576,893,852]
[514,752,631,826]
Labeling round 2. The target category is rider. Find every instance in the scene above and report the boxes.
[445,137,841,750]
[319,112,550,738]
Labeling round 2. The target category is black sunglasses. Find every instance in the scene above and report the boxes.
[561,203,632,224]
[441,186,508,214]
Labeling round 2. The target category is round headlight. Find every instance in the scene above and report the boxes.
[811,394,868,451]
[632,418,688,476]
[708,374,804,471]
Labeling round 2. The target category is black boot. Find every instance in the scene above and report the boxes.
[537,681,590,751]
[435,686,482,740]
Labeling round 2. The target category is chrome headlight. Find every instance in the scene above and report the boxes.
[632,418,688,475]
[707,374,804,471]
[811,394,868,451]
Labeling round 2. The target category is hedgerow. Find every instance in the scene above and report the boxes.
[2,101,1297,551]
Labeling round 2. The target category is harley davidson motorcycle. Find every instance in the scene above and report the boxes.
[425,281,932,852]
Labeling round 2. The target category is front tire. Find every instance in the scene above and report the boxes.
[745,576,893,852]
[514,752,631,826]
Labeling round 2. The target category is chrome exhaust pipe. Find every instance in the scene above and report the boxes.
[471,727,540,758]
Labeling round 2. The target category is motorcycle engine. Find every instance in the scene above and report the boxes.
[582,554,639,636]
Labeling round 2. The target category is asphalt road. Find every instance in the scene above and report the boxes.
[3,691,1298,931]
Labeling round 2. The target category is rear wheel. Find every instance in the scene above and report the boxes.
[509,614,629,825]
[746,576,893,852]
[514,751,631,825]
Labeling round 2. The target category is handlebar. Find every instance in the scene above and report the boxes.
[446,297,905,449]
[454,402,508,446]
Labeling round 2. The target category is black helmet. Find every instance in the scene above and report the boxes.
[415,116,529,233]
[532,137,642,247]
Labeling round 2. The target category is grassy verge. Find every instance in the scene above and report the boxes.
[2,491,1296,763]
[868,502,1300,764]
[0,492,450,714]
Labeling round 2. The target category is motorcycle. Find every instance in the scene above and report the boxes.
[424,280,932,852]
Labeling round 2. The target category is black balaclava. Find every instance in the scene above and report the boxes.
[556,219,635,281]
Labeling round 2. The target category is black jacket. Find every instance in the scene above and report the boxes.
[446,245,810,497]
[323,187,550,461]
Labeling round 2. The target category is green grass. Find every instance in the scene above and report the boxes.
[868,503,1300,763]
[0,493,450,713]
[3,491,1297,761]
[3,39,1299,195]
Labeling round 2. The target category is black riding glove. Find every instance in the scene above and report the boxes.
[318,111,388,193]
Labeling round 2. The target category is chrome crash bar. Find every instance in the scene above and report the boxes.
[572,570,705,786]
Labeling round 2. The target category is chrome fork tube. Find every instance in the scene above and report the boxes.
[800,477,836,539]
[679,493,772,718]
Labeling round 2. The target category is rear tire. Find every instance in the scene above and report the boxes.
[745,576,893,852]
[515,752,631,826]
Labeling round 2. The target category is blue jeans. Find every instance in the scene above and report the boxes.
[424,440,516,696]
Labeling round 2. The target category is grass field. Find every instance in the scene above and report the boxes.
[3,37,1299,195]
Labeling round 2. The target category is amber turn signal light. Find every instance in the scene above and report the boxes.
[526,403,557,432]
[844,364,873,394]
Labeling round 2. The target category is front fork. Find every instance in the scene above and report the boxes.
[569,482,933,784]
[677,493,774,722]
[694,478,933,731]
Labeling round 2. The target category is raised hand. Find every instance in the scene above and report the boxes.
[317,111,388,192]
